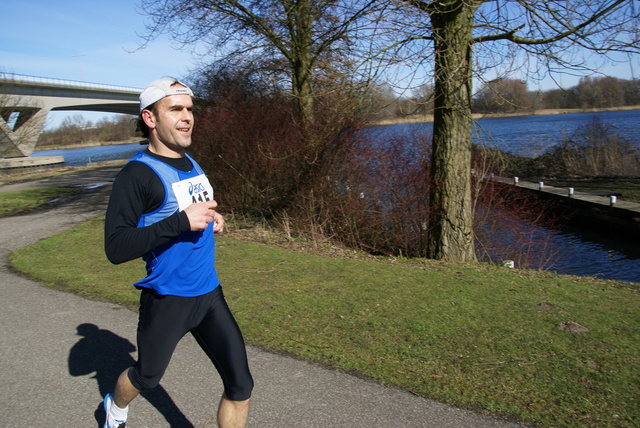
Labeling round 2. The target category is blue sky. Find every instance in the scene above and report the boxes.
[1,0,638,129]
[0,0,197,88]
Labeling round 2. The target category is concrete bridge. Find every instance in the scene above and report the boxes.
[0,73,140,158]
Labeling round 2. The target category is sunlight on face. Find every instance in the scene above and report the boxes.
[148,92,194,157]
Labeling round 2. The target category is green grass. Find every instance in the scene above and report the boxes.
[0,187,82,217]
[9,216,639,428]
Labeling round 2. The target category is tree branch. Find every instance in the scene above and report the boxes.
[473,0,631,46]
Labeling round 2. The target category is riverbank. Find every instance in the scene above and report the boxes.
[33,137,143,151]
[373,105,640,126]
[0,159,127,184]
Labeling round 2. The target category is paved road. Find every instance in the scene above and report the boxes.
[0,168,528,427]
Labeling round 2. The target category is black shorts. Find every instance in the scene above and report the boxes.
[128,286,253,401]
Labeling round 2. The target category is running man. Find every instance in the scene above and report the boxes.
[102,77,253,428]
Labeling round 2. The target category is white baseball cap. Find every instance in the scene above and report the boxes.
[139,77,194,113]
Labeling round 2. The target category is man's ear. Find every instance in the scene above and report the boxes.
[141,109,156,130]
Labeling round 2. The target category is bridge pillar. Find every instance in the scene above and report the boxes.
[0,104,49,157]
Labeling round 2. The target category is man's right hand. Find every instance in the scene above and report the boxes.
[183,200,219,231]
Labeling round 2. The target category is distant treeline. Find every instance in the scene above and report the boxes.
[368,76,640,120]
[38,114,138,147]
[474,76,640,113]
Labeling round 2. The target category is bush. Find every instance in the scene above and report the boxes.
[189,66,437,257]
[538,117,640,177]
[189,67,364,220]
[473,180,567,270]
[294,126,433,257]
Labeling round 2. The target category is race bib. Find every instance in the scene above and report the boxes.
[171,174,214,211]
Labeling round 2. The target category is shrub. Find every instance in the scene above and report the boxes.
[190,68,364,220]
[473,180,567,270]
[189,66,436,257]
[540,117,640,177]
[298,127,433,257]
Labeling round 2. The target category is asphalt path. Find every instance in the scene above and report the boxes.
[0,168,528,427]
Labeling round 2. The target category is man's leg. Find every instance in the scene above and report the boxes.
[191,288,253,426]
[218,395,250,428]
[113,368,141,408]
[104,369,140,427]
[105,290,187,426]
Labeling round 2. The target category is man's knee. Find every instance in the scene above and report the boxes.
[127,365,164,391]
[225,373,254,402]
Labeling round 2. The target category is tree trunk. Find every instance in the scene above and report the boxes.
[292,56,314,124]
[427,2,478,262]
[290,0,315,124]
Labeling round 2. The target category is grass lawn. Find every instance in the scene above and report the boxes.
[9,216,639,428]
[0,187,81,217]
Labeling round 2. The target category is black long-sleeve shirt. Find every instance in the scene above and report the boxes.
[104,149,192,264]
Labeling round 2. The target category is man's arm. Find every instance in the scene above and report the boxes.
[104,163,190,264]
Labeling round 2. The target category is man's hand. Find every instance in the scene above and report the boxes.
[212,209,225,233]
[184,200,224,232]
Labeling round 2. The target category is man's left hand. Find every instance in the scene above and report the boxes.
[213,210,225,233]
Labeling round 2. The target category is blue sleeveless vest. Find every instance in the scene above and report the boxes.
[131,151,219,296]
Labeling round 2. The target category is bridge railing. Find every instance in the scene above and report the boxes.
[0,72,142,93]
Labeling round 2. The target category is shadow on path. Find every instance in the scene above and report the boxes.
[68,323,194,427]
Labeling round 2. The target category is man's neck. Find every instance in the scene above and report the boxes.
[147,140,185,158]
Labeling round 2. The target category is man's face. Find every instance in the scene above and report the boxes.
[147,92,194,154]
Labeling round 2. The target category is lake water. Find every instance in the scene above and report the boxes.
[33,141,143,166]
[32,110,640,283]
[474,109,639,156]
[545,223,640,282]
[373,109,639,156]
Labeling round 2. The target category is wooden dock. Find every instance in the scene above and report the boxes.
[493,176,640,237]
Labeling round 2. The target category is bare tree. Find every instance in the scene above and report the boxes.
[139,0,383,124]
[397,0,639,261]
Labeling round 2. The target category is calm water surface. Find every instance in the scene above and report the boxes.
[547,224,640,282]
[373,109,639,156]
[33,111,640,283]
[33,142,143,166]
[474,109,639,156]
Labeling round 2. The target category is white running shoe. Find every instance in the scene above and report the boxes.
[103,393,127,428]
